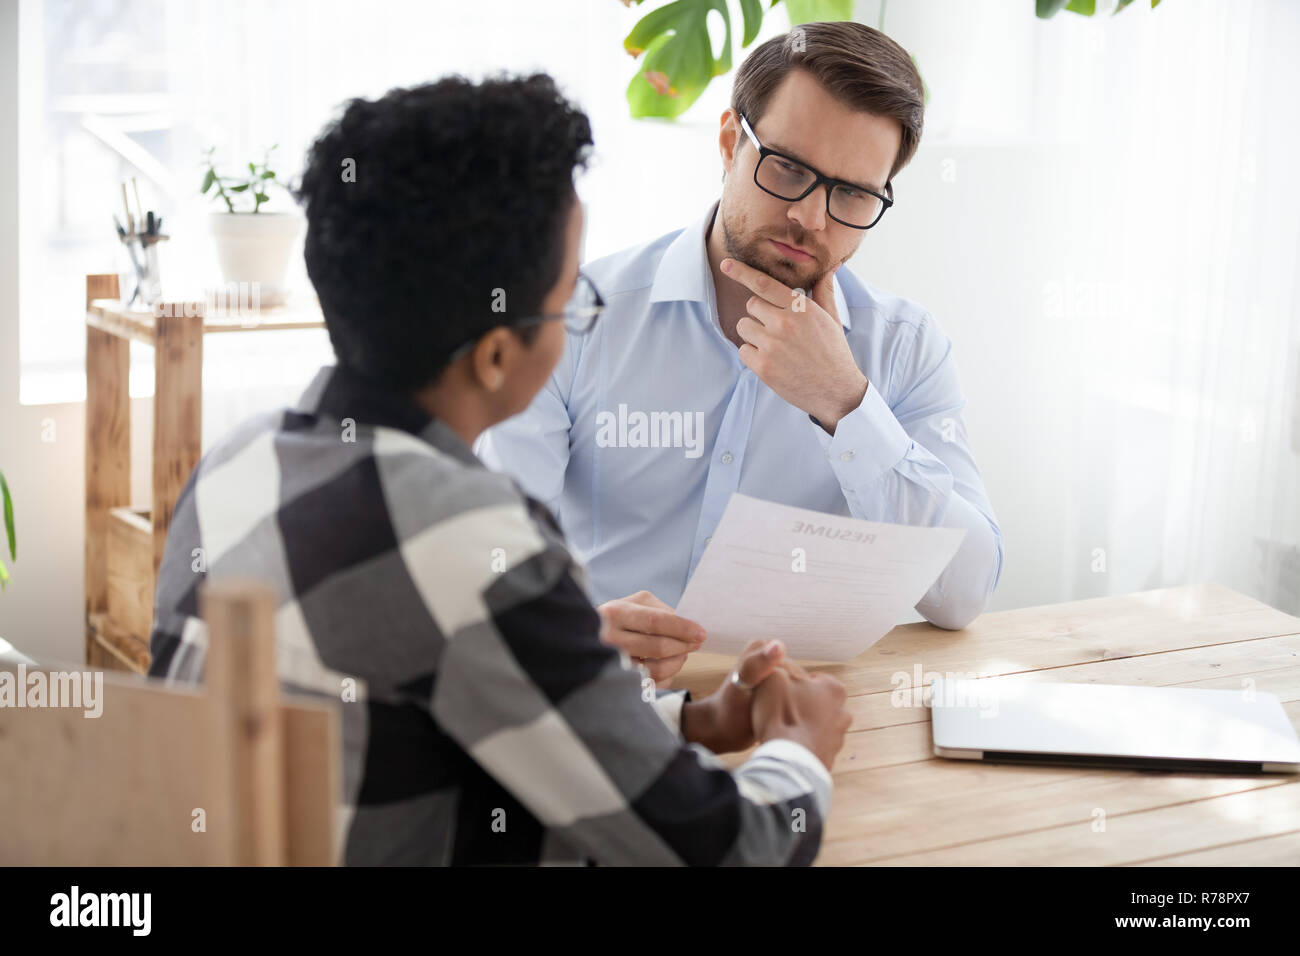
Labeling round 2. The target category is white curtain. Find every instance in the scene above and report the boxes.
[872,0,1300,612]
[1056,0,1299,612]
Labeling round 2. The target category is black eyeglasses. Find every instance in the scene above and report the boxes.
[445,273,605,365]
[738,113,894,230]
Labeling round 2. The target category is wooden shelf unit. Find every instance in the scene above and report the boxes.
[83,274,325,672]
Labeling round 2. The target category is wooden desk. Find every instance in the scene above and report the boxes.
[674,584,1300,865]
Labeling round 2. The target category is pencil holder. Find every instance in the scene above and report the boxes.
[116,232,166,309]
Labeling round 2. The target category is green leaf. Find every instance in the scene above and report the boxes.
[0,469,14,561]
[1064,0,1097,14]
[261,170,276,179]
[1036,0,1070,17]
[253,192,269,203]
[625,0,732,120]
[248,161,257,174]
[229,183,250,192]
[625,2,686,58]
[784,0,852,23]
[0,558,8,591]
[201,168,215,194]
[738,0,763,45]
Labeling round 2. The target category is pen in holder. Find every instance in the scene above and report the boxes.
[115,180,168,309]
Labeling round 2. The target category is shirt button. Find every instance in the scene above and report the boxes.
[840,451,855,462]
[720,452,734,464]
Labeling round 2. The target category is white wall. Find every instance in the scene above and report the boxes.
[857,140,1085,615]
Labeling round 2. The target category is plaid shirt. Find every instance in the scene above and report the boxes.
[148,363,832,865]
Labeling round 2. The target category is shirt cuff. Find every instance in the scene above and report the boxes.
[750,737,834,792]
[651,688,690,739]
[810,381,912,492]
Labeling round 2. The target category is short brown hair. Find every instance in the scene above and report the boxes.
[731,22,925,183]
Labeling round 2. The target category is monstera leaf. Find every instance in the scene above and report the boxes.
[624,0,850,119]
[782,0,853,22]
[623,0,1161,120]
[1037,0,1161,17]
[625,1,734,119]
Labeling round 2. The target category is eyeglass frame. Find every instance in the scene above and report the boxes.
[737,112,894,230]
[444,272,605,366]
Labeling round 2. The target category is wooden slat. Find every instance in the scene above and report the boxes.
[84,274,130,667]
[88,296,325,337]
[86,303,157,345]
[151,308,203,573]
[86,613,150,674]
[202,580,287,865]
[283,695,341,866]
[106,507,154,647]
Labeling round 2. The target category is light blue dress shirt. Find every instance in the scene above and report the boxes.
[477,201,1004,630]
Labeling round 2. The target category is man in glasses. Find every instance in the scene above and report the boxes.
[147,74,849,865]
[480,22,1004,681]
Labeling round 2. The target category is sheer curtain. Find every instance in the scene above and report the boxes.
[1057,0,1300,612]
[879,0,1300,612]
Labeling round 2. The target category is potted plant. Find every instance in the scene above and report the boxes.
[201,144,301,308]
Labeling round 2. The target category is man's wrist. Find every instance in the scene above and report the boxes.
[680,699,717,748]
[813,375,869,433]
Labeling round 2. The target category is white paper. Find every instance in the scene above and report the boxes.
[675,494,966,661]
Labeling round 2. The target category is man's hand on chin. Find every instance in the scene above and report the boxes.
[722,256,868,434]
[597,590,706,684]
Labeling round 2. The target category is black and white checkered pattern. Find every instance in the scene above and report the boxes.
[148,363,831,865]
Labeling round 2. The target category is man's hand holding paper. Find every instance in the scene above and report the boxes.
[676,493,966,661]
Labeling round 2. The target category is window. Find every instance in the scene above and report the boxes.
[18,0,791,408]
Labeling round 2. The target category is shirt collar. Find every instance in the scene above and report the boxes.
[648,200,852,330]
[293,363,481,468]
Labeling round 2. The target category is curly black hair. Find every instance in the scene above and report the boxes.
[295,73,593,390]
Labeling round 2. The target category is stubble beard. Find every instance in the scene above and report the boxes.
[720,207,831,293]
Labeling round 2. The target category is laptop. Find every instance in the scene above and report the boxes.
[930,677,1300,773]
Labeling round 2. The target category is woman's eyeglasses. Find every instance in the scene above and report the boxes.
[445,273,605,366]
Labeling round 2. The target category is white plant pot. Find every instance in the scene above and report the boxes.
[209,211,302,308]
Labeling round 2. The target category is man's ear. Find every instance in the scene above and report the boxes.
[719,108,740,175]
[469,327,513,393]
